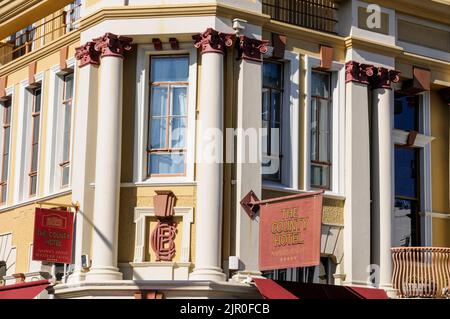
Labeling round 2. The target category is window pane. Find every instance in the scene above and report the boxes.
[394,95,419,132]
[62,104,72,162]
[151,86,168,117]
[271,91,281,129]
[30,175,37,195]
[312,72,330,98]
[311,99,318,161]
[64,73,74,101]
[62,165,70,187]
[148,153,185,175]
[393,199,420,247]
[4,127,10,155]
[31,144,39,171]
[262,158,280,181]
[318,100,331,162]
[263,62,282,88]
[311,164,330,188]
[151,57,189,82]
[1,184,6,203]
[262,89,270,122]
[170,117,186,149]
[395,148,419,198]
[34,89,41,113]
[32,116,40,144]
[2,154,9,181]
[150,118,167,149]
[172,87,188,116]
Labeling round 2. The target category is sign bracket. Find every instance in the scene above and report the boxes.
[240,190,325,220]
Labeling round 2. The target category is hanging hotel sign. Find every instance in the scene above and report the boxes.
[241,190,323,271]
[32,208,74,264]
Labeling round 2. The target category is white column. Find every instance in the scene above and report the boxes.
[343,61,372,286]
[68,44,99,283]
[371,86,393,289]
[190,29,233,282]
[86,33,132,282]
[232,35,267,281]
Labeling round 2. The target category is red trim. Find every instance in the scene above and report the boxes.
[253,279,299,299]
[0,280,50,299]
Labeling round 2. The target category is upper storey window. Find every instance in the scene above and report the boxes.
[147,56,189,176]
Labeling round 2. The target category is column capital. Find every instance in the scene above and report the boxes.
[345,61,374,85]
[192,28,235,55]
[75,41,100,68]
[371,67,401,89]
[238,36,269,62]
[93,32,133,59]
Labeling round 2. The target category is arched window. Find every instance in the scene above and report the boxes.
[0,260,6,279]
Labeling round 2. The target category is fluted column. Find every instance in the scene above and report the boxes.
[371,67,400,289]
[86,33,132,282]
[189,28,234,281]
[68,42,100,283]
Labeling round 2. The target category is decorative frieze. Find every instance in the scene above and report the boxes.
[93,32,133,59]
[75,41,100,68]
[238,35,269,62]
[192,28,235,55]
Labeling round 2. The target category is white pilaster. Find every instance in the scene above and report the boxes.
[68,63,98,283]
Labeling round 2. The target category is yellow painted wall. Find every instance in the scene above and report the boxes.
[118,186,197,264]
[430,91,450,247]
[0,194,72,273]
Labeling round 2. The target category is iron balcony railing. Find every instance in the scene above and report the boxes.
[262,0,338,34]
[392,247,450,298]
[0,4,81,66]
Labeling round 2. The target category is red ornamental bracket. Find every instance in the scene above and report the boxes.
[240,190,325,219]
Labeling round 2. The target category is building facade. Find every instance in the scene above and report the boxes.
[0,0,449,299]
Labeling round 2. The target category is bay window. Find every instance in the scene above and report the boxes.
[147,56,189,176]
[310,71,332,189]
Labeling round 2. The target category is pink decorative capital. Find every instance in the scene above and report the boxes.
[192,28,235,55]
[371,67,401,89]
[93,32,133,59]
[238,36,269,62]
[345,61,374,85]
[75,41,100,68]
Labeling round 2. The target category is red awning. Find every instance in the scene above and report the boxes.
[0,280,50,299]
[254,279,388,299]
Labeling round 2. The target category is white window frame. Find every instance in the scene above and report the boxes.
[262,50,300,190]
[304,55,345,196]
[134,43,197,184]
[44,58,76,196]
[14,71,45,203]
[0,86,15,206]
[392,91,433,246]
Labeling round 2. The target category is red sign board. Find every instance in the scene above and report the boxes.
[32,208,74,264]
[259,193,323,271]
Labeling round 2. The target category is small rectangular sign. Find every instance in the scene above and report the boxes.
[259,193,323,271]
[32,208,74,264]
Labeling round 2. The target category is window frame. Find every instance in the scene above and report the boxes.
[303,56,345,196]
[147,55,189,178]
[310,69,333,190]
[28,85,42,197]
[262,60,284,183]
[59,72,74,188]
[0,93,13,205]
[134,44,197,184]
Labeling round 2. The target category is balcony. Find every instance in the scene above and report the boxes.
[0,2,81,66]
[262,0,338,34]
[392,247,450,298]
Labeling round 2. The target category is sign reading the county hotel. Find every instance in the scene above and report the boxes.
[32,208,74,264]
[259,193,323,271]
